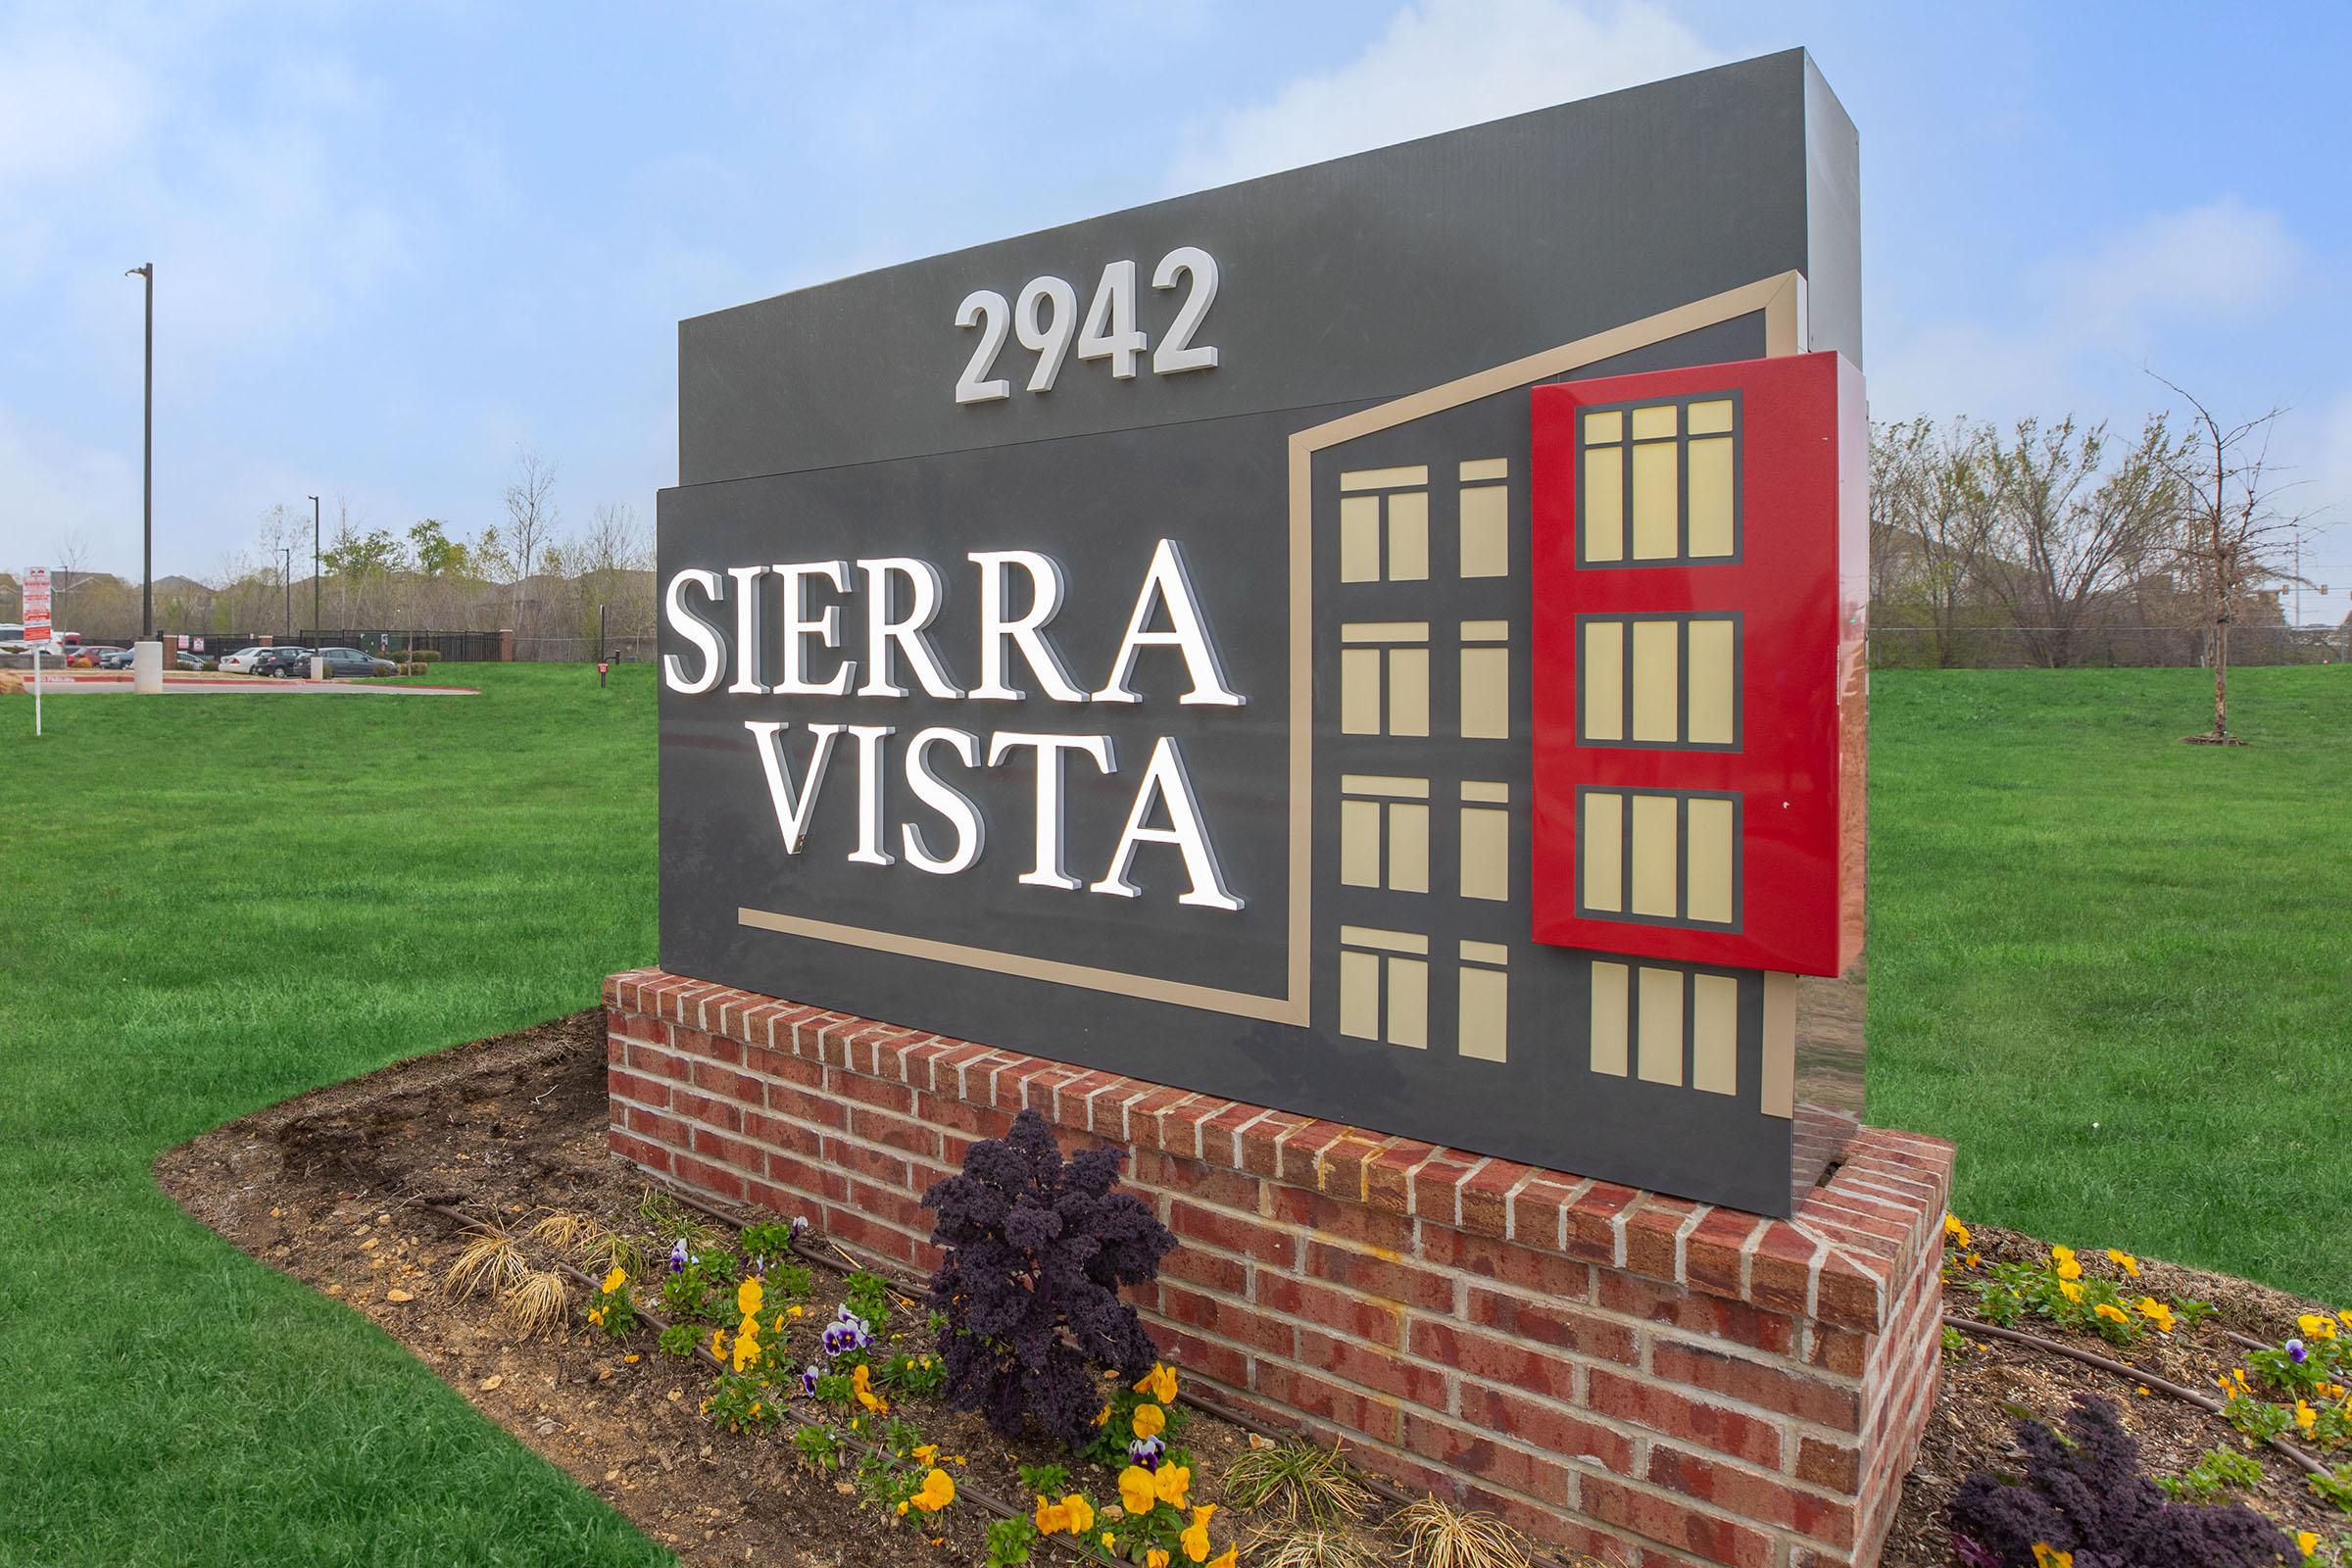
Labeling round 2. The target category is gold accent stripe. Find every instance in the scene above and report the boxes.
[1339,925,1429,956]
[1339,465,1430,491]
[1458,939,1509,965]
[1340,773,1431,799]
[1341,620,1430,643]
[1458,458,1508,481]
[1761,970,1797,1117]
[738,906,1296,1022]
[1459,619,1510,643]
[1460,780,1509,803]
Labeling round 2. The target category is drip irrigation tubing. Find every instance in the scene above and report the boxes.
[1943,1315,2330,1481]
[631,1170,1592,1568]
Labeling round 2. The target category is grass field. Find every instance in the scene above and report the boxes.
[0,661,2343,1563]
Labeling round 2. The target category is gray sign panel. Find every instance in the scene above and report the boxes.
[657,50,1861,1215]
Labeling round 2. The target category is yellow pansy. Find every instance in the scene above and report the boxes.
[2299,1530,2321,1559]
[1100,1532,1115,1550]
[2295,1400,2318,1434]
[1206,1552,1237,1568]
[1943,1213,1972,1249]
[2050,1246,2075,1264]
[911,1467,956,1512]
[2133,1298,2176,1333]
[1132,1400,1167,1440]
[737,1277,764,1317]
[851,1361,887,1413]
[2105,1249,2139,1278]
[1179,1503,1218,1563]
[2093,1303,2130,1326]
[1034,1496,1068,1536]
[1146,1552,1169,1568]
[911,1444,938,1465]
[2299,1313,2338,1342]
[2060,1281,2084,1303]
[1154,1464,1192,1509]
[709,1328,724,1357]
[601,1265,628,1295]
[731,1330,760,1372]
[586,1306,606,1326]
[2055,1256,2083,1282]
[1061,1494,1096,1534]
[1093,1403,1113,1428]
[1119,1466,1157,1516]
[1134,1361,1180,1403]
[2031,1545,2074,1568]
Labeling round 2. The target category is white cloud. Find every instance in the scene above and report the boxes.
[2050,196,2307,342]
[0,27,158,190]
[0,411,142,567]
[1168,0,1718,191]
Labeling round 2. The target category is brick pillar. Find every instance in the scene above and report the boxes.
[606,968,1948,1568]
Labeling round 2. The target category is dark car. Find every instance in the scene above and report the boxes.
[90,647,136,669]
[250,647,314,678]
[316,646,397,678]
[175,651,214,671]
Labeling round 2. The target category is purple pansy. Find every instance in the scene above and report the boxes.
[820,1312,872,1358]
[800,1364,820,1396]
[2288,1339,2308,1363]
[667,1239,689,1274]
[1128,1435,1165,1470]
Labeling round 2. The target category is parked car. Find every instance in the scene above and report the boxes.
[175,651,214,671]
[249,647,314,678]
[316,646,397,678]
[95,647,138,669]
[217,646,271,673]
[68,646,125,668]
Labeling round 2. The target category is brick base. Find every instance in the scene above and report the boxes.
[605,968,1949,1568]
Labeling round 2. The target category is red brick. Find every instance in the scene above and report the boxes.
[1267,1185,1413,1253]
[1364,1139,1439,1216]
[671,1152,748,1204]
[1797,1436,1861,1494]
[628,1042,691,1081]
[851,1104,942,1160]
[1746,1224,1822,1318]
[1401,1412,1576,1507]
[1420,1224,1592,1300]
[1596,1271,1794,1354]
[689,1124,764,1171]
[1154,1325,1250,1390]
[612,1010,667,1047]
[670,1087,741,1133]
[1686,1208,1769,1297]
[1315,1134,1388,1201]
[1168,1199,1297,1266]
[744,1043,824,1088]
[1255,1359,1402,1446]
[670,1023,716,1057]
[1303,1241,1455,1312]
[764,1077,848,1129]
[1562,1181,1642,1263]
[913,1090,1013,1140]
[1193,1102,1262,1168]
[1646,1446,1856,1549]
[1457,1384,1635,1472]
[1652,1341,1861,1431]
[609,1129,673,1173]
[821,1135,911,1192]
[1457,1157,1538,1239]
[1509,1176,1582,1250]
[828,1068,915,1115]
[1581,1474,1775,1568]
[1129,1149,1262,1212]
[1237,1109,1312,1179]
[1620,1196,1700,1281]
[1588,1367,1783,1468]
[622,1104,689,1148]
[1155,1280,1295,1357]
[741,1107,823,1157]
[1464,1287,1640,1364]
[1275,1118,1349,1187]
[607,1067,670,1109]
[1401,1152,1477,1222]
[845,1176,935,1234]
[1256,1272,1403,1348]
[822,1204,917,1265]
[762,1149,850,1204]
[1158,1243,1250,1297]
[1408,1318,1575,1402]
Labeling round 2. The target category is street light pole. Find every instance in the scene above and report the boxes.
[276,545,293,642]
[308,494,320,642]
[125,264,154,641]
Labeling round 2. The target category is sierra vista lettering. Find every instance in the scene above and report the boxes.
[662,538,1246,912]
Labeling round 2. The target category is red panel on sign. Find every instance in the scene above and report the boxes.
[1529,351,1865,977]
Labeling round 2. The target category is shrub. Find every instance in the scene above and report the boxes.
[1949,1396,2292,1567]
[922,1106,1177,1446]
[408,648,443,663]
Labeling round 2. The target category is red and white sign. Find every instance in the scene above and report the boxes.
[23,566,51,642]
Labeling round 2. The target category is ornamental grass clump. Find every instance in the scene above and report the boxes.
[1949,1395,2294,1567]
[922,1106,1178,1446]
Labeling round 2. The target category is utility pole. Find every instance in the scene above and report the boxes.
[276,545,292,642]
[126,264,154,641]
[308,494,320,641]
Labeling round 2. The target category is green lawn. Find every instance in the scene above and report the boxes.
[0,666,669,1568]
[1866,664,2351,1303]
[0,662,2342,1564]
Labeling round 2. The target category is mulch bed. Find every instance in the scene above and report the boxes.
[157,1010,2349,1567]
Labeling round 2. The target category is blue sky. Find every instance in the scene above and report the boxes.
[4,0,2348,618]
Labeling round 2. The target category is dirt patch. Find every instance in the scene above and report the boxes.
[159,1013,2349,1567]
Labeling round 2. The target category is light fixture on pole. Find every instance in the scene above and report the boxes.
[124,263,161,693]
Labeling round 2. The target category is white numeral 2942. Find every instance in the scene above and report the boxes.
[955,247,1219,405]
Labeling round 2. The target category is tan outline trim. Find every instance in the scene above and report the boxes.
[738,270,1806,1026]
[736,906,1299,1022]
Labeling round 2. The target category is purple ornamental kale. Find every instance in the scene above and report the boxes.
[921,1106,1179,1447]
[1949,1396,2293,1568]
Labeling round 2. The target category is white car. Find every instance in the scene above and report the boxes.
[217,646,271,673]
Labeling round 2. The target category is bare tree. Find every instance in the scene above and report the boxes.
[54,527,94,629]
[502,447,560,633]
[1983,416,2183,668]
[2149,375,2312,743]
[1870,417,2003,666]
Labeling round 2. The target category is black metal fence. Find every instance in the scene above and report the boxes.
[301,629,514,662]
